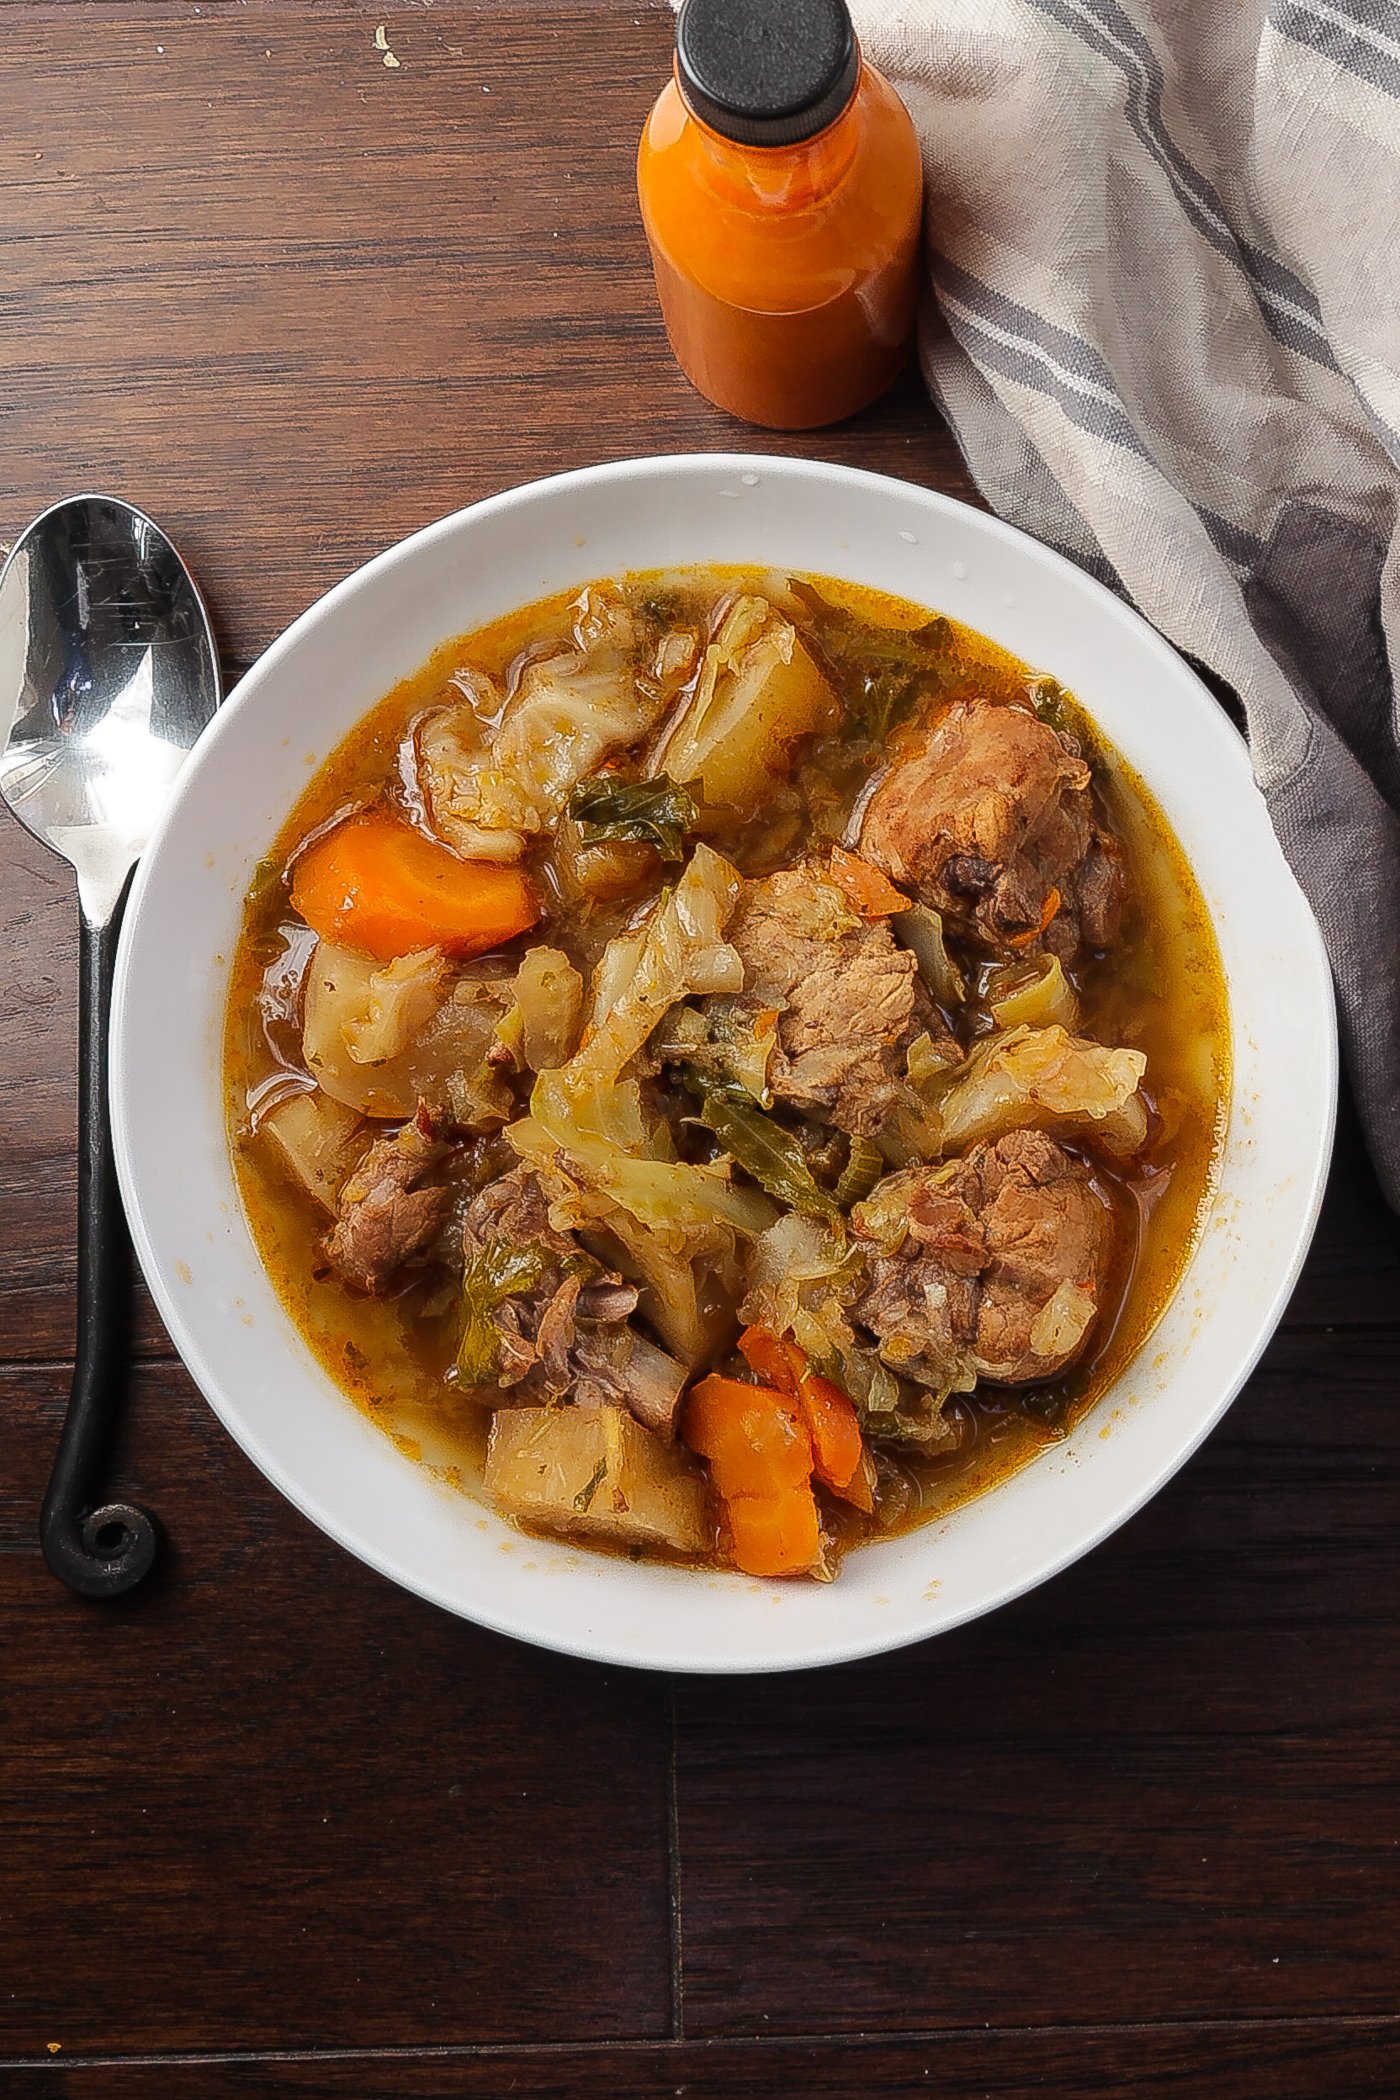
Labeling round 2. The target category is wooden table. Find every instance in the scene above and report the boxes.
[3,5,1397,2092]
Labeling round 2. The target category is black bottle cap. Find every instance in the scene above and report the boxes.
[676,0,860,149]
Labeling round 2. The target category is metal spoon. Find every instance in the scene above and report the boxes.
[0,495,221,1597]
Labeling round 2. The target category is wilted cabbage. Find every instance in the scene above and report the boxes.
[649,594,838,811]
[416,613,669,859]
[923,1025,1149,1159]
[893,904,966,1010]
[508,1068,771,1365]
[508,945,584,1072]
[986,954,1080,1033]
[517,1069,772,1239]
[511,841,780,1341]
[339,947,446,1067]
[302,939,513,1125]
[568,843,744,1089]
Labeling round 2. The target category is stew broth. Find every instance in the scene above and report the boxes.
[225,567,1229,1571]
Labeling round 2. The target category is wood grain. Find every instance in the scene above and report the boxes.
[2,5,974,672]
[6,2025,1400,2096]
[0,1358,673,2054]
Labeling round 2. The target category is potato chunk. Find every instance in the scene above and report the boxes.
[261,1090,365,1212]
[653,596,838,812]
[484,1405,711,1557]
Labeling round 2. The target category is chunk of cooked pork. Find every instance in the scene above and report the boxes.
[323,1108,452,1293]
[851,1129,1113,1387]
[459,1165,688,1435]
[857,698,1125,960]
[724,860,955,1137]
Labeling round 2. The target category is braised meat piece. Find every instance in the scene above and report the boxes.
[857,697,1125,960]
[323,1109,452,1293]
[852,1129,1113,1387]
[726,860,955,1137]
[459,1165,688,1435]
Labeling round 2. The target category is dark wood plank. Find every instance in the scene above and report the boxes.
[8,2025,1400,2096]
[675,1325,1400,2035]
[0,1360,673,2054]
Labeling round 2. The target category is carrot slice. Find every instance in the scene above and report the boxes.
[737,1325,806,1394]
[828,845,909,918]
[291,810,539,963]
[684,1374,823,1576]
[797,1370,867,1501]
[739,1326,869,1504]
[726,1490,822,1578]
[684,1374,812,1499]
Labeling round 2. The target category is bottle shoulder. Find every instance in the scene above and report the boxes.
[638,66,922,238]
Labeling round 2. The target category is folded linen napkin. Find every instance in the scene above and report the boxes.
[854,0,1400,1204]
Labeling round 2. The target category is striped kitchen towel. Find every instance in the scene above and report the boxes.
[848,0,1400,1203]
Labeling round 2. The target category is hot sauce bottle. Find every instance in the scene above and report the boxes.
[637,0,924,430]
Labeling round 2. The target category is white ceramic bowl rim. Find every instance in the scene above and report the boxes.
[111,454,1337,1672]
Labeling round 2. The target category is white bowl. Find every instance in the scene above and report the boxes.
[111,455,1336,1673]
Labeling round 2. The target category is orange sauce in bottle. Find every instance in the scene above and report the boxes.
[637,0,924,431]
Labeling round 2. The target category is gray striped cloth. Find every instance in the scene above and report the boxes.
[847,0,1400,1204]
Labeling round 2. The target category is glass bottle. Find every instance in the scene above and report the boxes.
[637,0,924,430]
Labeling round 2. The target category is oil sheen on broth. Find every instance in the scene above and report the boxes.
[225,566,1229,1576]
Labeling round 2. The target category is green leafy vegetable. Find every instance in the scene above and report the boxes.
[789,587,954,742]
[245,853,290,926]
[654,998,777,1107]
[680,1067,840,1222]
[456,1241,552,1386]
[834,1136,884,1209]
[1030,675,1079,743]
[569,773,699,862]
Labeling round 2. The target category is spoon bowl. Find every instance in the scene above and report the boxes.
[0,494,219,921]
[0,494,220,1596]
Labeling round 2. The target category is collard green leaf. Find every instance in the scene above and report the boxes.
[456,1241,552,1386]
[787,586,954,742]
[834,1136,884,1209]
[568,773,700,861]
[680,1067,840,1222]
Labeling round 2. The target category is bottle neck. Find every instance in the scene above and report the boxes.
[672,53,865,212]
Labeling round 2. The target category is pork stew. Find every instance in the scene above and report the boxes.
[225,568,1228,1580]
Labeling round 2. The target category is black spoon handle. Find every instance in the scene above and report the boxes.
[40,903,159,1598]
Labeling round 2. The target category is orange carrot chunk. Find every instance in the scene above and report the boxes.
[684,1374,822,1577]
[828,844,910,918]
[798,1370,867,1499]
[737,1324,806,1395]
[726,1490,822,1579]
[739,1325,869,1505]
[685,1374,812,1498]
[290,809,539,963]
